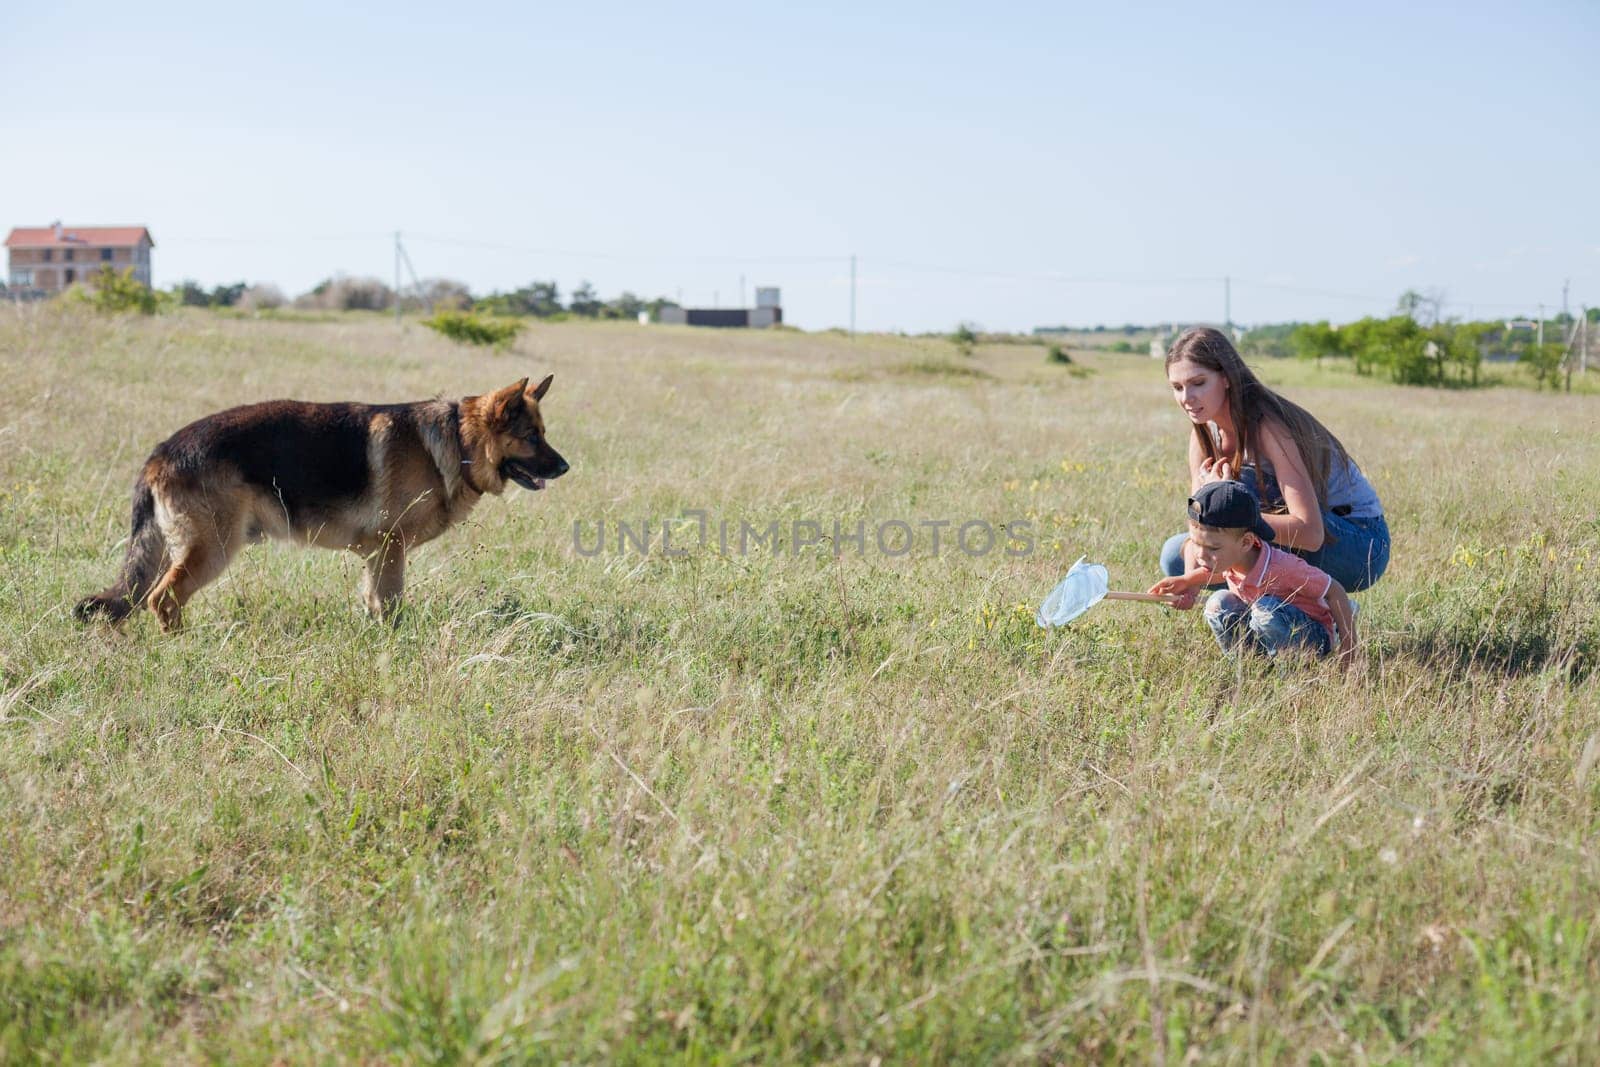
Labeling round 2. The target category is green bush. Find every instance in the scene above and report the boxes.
[1520,341,1568,390]
[421,310,524,351]
[74,266,163,315]
[950,323,978,357]
[1045,344,1073,365]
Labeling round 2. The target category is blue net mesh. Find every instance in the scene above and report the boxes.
[1036,556,1110,628]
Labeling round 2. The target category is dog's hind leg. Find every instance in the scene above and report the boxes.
[147,535,239,633]
[358,537,406,621]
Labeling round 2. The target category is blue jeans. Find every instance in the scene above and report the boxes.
[1159,465,1391,592]
[1204,591,1332,658]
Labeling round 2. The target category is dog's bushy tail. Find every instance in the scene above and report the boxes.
[75,476,166,624]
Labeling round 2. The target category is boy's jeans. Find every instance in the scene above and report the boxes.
[1204,591,1332,658]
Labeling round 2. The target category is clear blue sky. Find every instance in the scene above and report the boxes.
[4,1,1595,332]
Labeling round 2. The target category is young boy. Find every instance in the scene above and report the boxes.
[1150,480,1358,664]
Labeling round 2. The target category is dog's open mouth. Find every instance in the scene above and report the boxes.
[502,460,547,491]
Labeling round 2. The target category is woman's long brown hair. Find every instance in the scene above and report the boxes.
[1165,326,1352,505]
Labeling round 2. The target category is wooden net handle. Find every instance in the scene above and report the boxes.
[1102,591,1182,604]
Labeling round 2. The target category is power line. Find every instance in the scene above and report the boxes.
[405,233,843,265]
[160,233,391,245]
[1227,279,1394,304]
[141,229,1580,330]
[866,257,1216,286]
[146,231,1569,307]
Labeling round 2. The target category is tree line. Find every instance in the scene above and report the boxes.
[167,275,680,320]
[1237,291,1593,390]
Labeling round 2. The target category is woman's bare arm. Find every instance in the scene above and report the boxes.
[1187,431,1208,493]
[1256,422,1326,551]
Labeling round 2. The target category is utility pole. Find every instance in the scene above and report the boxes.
[1538,304,1545,349]
[1583,307,1590,376]
[394,231,402,326]
[1223,276,1232,332]
[1561,308,1590,390]
[1563,314,1582,392]
[1563,278,1570,320]
[849,253,857,340]
[396,236,427,314]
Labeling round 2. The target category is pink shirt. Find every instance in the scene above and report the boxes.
[1224,543,1336,639]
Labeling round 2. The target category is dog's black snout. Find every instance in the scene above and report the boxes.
[540,447,570,479]
[533,438,570,479]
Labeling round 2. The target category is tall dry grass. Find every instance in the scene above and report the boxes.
[0,305,1597,1062]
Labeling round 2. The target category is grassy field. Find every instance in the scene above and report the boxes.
[2,305,1598,1063]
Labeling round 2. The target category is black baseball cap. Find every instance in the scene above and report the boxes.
[1187,480,1276,542]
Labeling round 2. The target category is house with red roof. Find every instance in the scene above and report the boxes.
[5,222,154,294]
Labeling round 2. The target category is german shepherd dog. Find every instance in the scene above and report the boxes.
[75,375,568,631]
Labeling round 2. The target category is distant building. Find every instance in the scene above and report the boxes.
[657,287,782,328]
[4,222,155,294]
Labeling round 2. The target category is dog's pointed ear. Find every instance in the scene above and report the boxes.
[491,378,528,418]
[531,373,554,401]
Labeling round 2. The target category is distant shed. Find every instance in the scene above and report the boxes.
[657,288,782,328]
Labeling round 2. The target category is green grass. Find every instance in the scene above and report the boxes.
[2,305,1598,1063]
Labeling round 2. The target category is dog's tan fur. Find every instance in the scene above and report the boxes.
[76,375,568,631]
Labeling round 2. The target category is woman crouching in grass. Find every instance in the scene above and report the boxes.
[1152,482,1357,665]
[1158,326,1390,592]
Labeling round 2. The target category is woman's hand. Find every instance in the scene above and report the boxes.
[1197,457,1235,486]
[1148,575,1200,610]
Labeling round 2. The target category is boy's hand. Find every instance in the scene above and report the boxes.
[1148,575,1200,611]
[1326,580,1359,669]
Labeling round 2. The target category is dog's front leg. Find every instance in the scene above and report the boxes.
[359,538,406,621]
